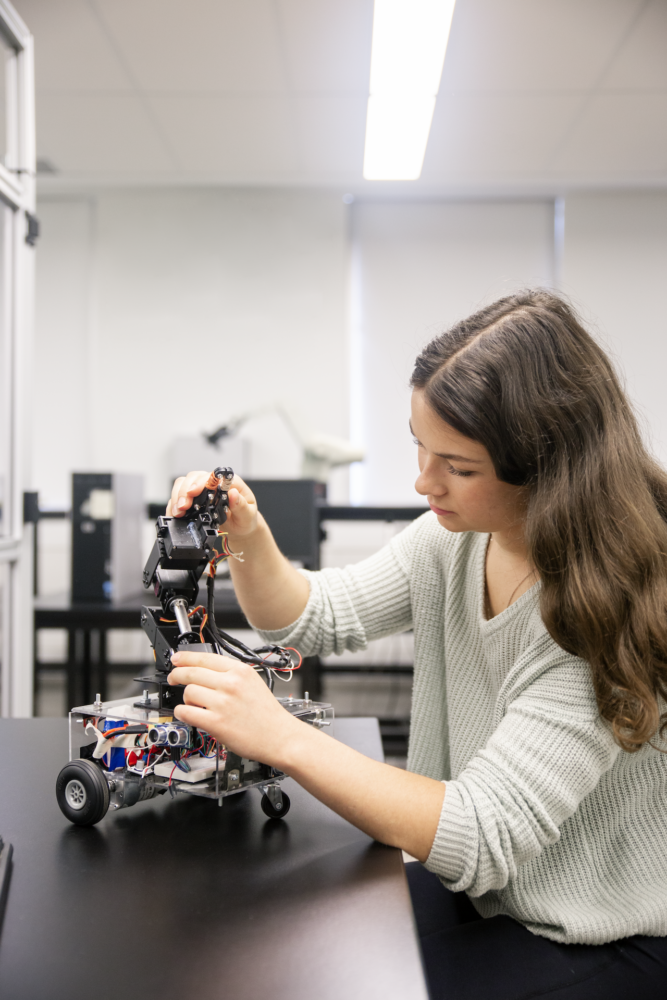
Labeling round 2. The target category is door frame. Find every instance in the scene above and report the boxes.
[0,0,35,717]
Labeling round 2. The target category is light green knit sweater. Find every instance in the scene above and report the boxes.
[257,512,667,945]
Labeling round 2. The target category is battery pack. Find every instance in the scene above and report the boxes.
[154,756,221,783]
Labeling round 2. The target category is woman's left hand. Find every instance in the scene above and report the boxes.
[168,652,300,765]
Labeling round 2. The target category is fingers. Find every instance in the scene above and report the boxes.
[170,651,236,673]
[228,475,256,505]
[180,682,221,709]
[168,665,220,689]
[225,486,258,532]
[174,703,212,729]
[228,487,252,518]
[168,665,240,692]
[166,471,259,529]
[167,476,184,516]
[168,470,210,518]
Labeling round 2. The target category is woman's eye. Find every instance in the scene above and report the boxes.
[449,466,473,478]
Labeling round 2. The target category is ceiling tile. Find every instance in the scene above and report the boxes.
[147,95,298,174]
[276,0,373,93]
[552,93,667,172]
[13,0,130,91]
[19,0,667,190]
[93,0,287,94]
[422,92,581,178]
[36,93,174,172]
[441,0,645,93]
[292,96,366,173]
[603,0,667,91]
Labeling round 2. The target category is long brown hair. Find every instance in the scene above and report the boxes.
[411,289,667,751]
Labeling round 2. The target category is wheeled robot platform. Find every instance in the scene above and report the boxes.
[56,466,334,827]
[57,692,333,826]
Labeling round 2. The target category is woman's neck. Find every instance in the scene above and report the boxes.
[484,530,537,619]
[489,526,530,562]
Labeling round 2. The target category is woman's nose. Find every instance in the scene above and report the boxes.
[415,459,447,498]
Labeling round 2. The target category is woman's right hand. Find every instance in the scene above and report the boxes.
[169,472,309,630]
[167,470,260,539]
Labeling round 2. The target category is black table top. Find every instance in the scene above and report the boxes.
[0,717,427,1000]
[34,584,249,630]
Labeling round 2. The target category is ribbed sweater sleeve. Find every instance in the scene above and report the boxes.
[252,519,417,655]
[425,636,620,896]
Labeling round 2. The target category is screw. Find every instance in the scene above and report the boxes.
[143,689,148,701]
[304,691,310,702]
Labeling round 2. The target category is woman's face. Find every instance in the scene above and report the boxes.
[411,389,526,536]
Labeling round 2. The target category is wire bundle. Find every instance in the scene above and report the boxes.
[199,536,302,689]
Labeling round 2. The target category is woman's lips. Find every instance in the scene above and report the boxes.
[430,503,456,516]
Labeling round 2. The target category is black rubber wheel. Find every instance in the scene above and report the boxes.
[260,790,291,819]
[56,760,110,826]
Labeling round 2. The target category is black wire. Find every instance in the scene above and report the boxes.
[204,573,278,689]
[102,724,148,735]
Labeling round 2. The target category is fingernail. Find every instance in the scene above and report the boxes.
[178,498,188,509]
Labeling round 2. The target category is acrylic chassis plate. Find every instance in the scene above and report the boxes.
[68,695,334,805]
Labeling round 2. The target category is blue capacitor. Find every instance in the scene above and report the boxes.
[102,718,127,769]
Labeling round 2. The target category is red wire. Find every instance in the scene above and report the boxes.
[266,647,302,671]
[160,605,206,623]
[285,647,302,669]
[100,722,151,739]
[99,724,129,738]
[256,646,302,671]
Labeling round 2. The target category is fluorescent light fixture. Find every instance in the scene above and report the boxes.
[363,0,456,180]
[364,96,436,181]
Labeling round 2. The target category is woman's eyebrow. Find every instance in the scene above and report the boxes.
[436,452,483,463]
[409,421,483,463]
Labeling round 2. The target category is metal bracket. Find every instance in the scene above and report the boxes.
[265,783,284,810]
[25,211,39,246]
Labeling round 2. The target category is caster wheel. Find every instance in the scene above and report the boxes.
[56,759,110,826]
[261,790,291,819]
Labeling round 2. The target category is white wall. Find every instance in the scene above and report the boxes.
[352,200,556,505]
[561,191,667,465]
[33,188,350,507]
[35,188,667,518]
[32,199,93,504]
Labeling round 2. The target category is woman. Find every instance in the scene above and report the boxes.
[168,290,667,999]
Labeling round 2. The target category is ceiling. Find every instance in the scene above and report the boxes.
[12,0,667,196]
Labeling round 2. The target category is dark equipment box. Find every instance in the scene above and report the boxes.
[71,472,144,603]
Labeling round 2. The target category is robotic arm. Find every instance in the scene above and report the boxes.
[140,466,295,714]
